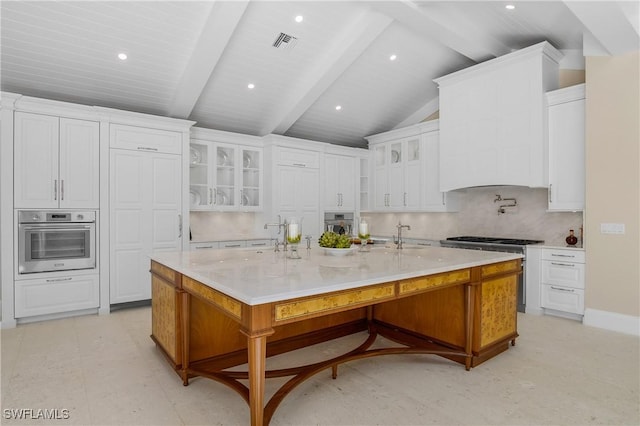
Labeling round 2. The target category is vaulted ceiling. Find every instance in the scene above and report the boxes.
[2,1,638,148]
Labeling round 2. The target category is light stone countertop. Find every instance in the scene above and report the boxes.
[150,244,522,306]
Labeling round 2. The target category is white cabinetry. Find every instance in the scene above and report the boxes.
[265,142,321,238]
[323,153,356,211]
[15,274,99,318]
[540,248,585,317]
[14,111,99,209]
[547,84,585,211]
[371,136,419,210]
[434,41,562,191]
[109,125,183,304]
[359,156,370,211]
[366,120,457,212]
[189,129,263,211]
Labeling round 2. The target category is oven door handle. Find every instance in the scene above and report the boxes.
[20,224,94,231]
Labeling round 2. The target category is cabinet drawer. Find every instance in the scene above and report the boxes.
[542,260,585,289]
[110,124,182,154]
[277,147,320,168]
[15,274,99,318]
[247,239,270,248]
[541,248,585,263]
[190,242,219,250]
[541,284,584,315]
[218,240,246,249]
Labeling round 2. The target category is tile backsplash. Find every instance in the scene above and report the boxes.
[363,186,583,247]
[190,186,583,248]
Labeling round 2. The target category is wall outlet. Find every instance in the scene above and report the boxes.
[600,223,625,234]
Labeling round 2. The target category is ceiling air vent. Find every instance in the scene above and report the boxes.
[273,32,298,50]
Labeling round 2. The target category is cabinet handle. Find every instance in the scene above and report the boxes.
[551,253,575,258]
[209,188,213,205]
[195,245,214,249]
[339,193,343,206]
[137,146,158,152]
[250,242,267,246]
[404,192,407,206]
[178,214,183,238]
[61,180,64,200]
[551,286,575,292]
[293,163,306,167]
[549,184,552,203]
[54,180,58,201]
[46,277,73,283]
[551,262,575,267]
[224,244,241,248]
[213,188,218,205]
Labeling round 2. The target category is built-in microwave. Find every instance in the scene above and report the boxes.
[17,210,96,274]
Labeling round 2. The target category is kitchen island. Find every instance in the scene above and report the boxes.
[150,244,522,425]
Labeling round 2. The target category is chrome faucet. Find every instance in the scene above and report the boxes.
[396,222,411,249]
[264,215,286,252]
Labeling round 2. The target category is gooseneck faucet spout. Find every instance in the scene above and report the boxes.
[396,222,411,249]
[264,215,286,252]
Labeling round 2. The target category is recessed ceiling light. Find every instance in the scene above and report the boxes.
[505,4,515,10]
[247,83,255,89]
[295,15,303,23]
[117,53,127,60]
[389,54,397,61]
[335,105,342,111]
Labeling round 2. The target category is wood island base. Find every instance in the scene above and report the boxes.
[150,258,521,425]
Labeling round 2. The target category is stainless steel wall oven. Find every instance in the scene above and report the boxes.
[18,210,96,274]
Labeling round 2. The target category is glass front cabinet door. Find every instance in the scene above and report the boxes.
[189,141,262,211]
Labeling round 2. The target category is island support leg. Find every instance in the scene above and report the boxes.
[248,333,268,426]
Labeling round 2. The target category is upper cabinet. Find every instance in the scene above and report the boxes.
[14,111,99,209]
[263,137,323,238]
[434,41,563,192]
[366,120,457,212]
[323,153,356,212]
[189,128,263,212]
[546,84,585,211]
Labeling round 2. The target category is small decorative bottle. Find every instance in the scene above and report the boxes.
[566,229,578,246]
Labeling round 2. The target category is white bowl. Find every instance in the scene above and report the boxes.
[320,246,358,256]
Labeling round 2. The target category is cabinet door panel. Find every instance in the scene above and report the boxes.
[15,274,99,318]
[542,260,585,289]
[14,112,59,208]
[541,284,584,314]
[548,98,585,210]
[111,249,147,302]
[110,149,182,304]
[59,118,99,208]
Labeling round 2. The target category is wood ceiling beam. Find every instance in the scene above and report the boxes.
[369,0,510,63]
[563,1,639,56]
[262,9,393,136]
[167,0,249,118]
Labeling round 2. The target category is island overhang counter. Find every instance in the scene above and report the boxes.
[150,244,523,426]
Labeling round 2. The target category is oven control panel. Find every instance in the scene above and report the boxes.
[18,210,96,223]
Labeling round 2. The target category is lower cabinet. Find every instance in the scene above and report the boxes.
[540,248,585,316]
[150,262,182,367]
[15,274,99,318]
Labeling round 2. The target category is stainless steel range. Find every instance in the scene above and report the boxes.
[440,236,544,313]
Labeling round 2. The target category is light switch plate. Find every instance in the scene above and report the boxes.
[600,223,625,234]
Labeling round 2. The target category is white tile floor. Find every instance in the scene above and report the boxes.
[1,307,639,425]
